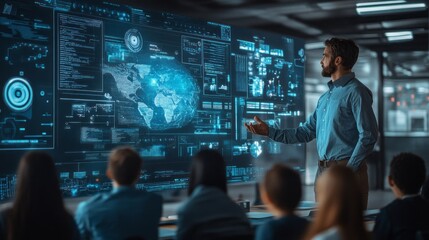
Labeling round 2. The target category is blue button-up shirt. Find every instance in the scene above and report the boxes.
[268,72,378,171]
[75,186,163,240]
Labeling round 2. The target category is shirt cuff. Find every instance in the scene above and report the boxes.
[347,162,360,172]
[268,127,276,139]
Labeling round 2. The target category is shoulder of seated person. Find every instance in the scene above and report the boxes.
[269,215,308,225]
[176,193,210,214]
[314,227,340,239]
[381,197,422,212]
[79,193,106,206]
[118,189,163,202]
[0,207,12,219]
[259,219,277,229]
[144,192,163,202]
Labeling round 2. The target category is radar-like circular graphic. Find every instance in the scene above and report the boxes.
[124,29,143,53]
[3,77,33,112]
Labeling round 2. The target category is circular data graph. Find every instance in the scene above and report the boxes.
[124,29,143,53]
[3,77,33,112]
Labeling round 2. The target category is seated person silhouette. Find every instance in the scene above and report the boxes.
[75,147,162,240]
[176,149,253,240]
[0,151,79,240]
[255,164,308,240]
[373,152,429,240]
[304,165,371,240]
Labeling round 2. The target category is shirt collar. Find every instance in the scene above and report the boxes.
[327,72,355,90]
[112,185,135,193]
[192,185,204,196]
[401,194,420,199]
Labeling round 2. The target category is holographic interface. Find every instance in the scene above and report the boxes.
[0,0,305,200]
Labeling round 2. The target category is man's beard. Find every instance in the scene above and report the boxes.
[321,60,336,77]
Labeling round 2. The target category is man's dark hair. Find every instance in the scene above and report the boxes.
[108,147,142,185]
[390,152,426,194]
[324,37,359,70]
[188,149,227,195]
[263,164,302,212]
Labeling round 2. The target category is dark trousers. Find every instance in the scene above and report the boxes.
[314,160,369,209]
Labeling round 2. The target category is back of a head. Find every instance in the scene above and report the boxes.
[188,149,227,195]
[324,37,359,70]
[108,147,142,185]
[9,151,73,240]
[15,151,62,202]
[263,164,302,213]
[305,165,368,240]
[390,152,426,195]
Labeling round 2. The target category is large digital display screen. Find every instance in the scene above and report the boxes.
[0,0,305,200]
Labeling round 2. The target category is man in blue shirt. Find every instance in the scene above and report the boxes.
[245,38,378,209]
[75,147,163,240]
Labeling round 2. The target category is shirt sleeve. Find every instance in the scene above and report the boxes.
[268,109,317,144]
[347,87,378,171]
[373,208,391,240]
[255,222,274,240]
[74,203,91,240]
[175,204,192,240]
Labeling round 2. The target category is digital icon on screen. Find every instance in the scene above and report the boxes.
[3,77,33,112]
[295,48,305,67]
[124,29,143,53]
[250,141,263,158]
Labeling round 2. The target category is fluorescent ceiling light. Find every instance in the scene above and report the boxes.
[384,31,413,41]
[356,1,405,7]
[387,35,413,41]
[356,3,427,15]
[385,31,412,37]
[305,42,325,50]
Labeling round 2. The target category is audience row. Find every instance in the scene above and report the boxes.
[0,148,428,240]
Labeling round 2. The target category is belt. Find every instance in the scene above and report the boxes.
[318,158,349,168]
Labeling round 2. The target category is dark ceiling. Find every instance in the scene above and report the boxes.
[124,0,429,52]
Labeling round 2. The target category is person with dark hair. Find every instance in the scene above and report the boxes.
[245,37,378,209]
[0,151,79,240]
[304,165,370,240]
[176,149,253,240]
[75,147,162,240]
[373,152,429,240]
[255,164,308,240]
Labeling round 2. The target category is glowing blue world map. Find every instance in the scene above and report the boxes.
[104,60,199,130]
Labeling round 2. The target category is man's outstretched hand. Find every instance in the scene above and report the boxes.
[244,116,269,136]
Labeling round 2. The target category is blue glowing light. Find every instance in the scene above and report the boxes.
[3,77,33,112]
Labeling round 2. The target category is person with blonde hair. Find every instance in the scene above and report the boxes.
[304,165,370,240]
